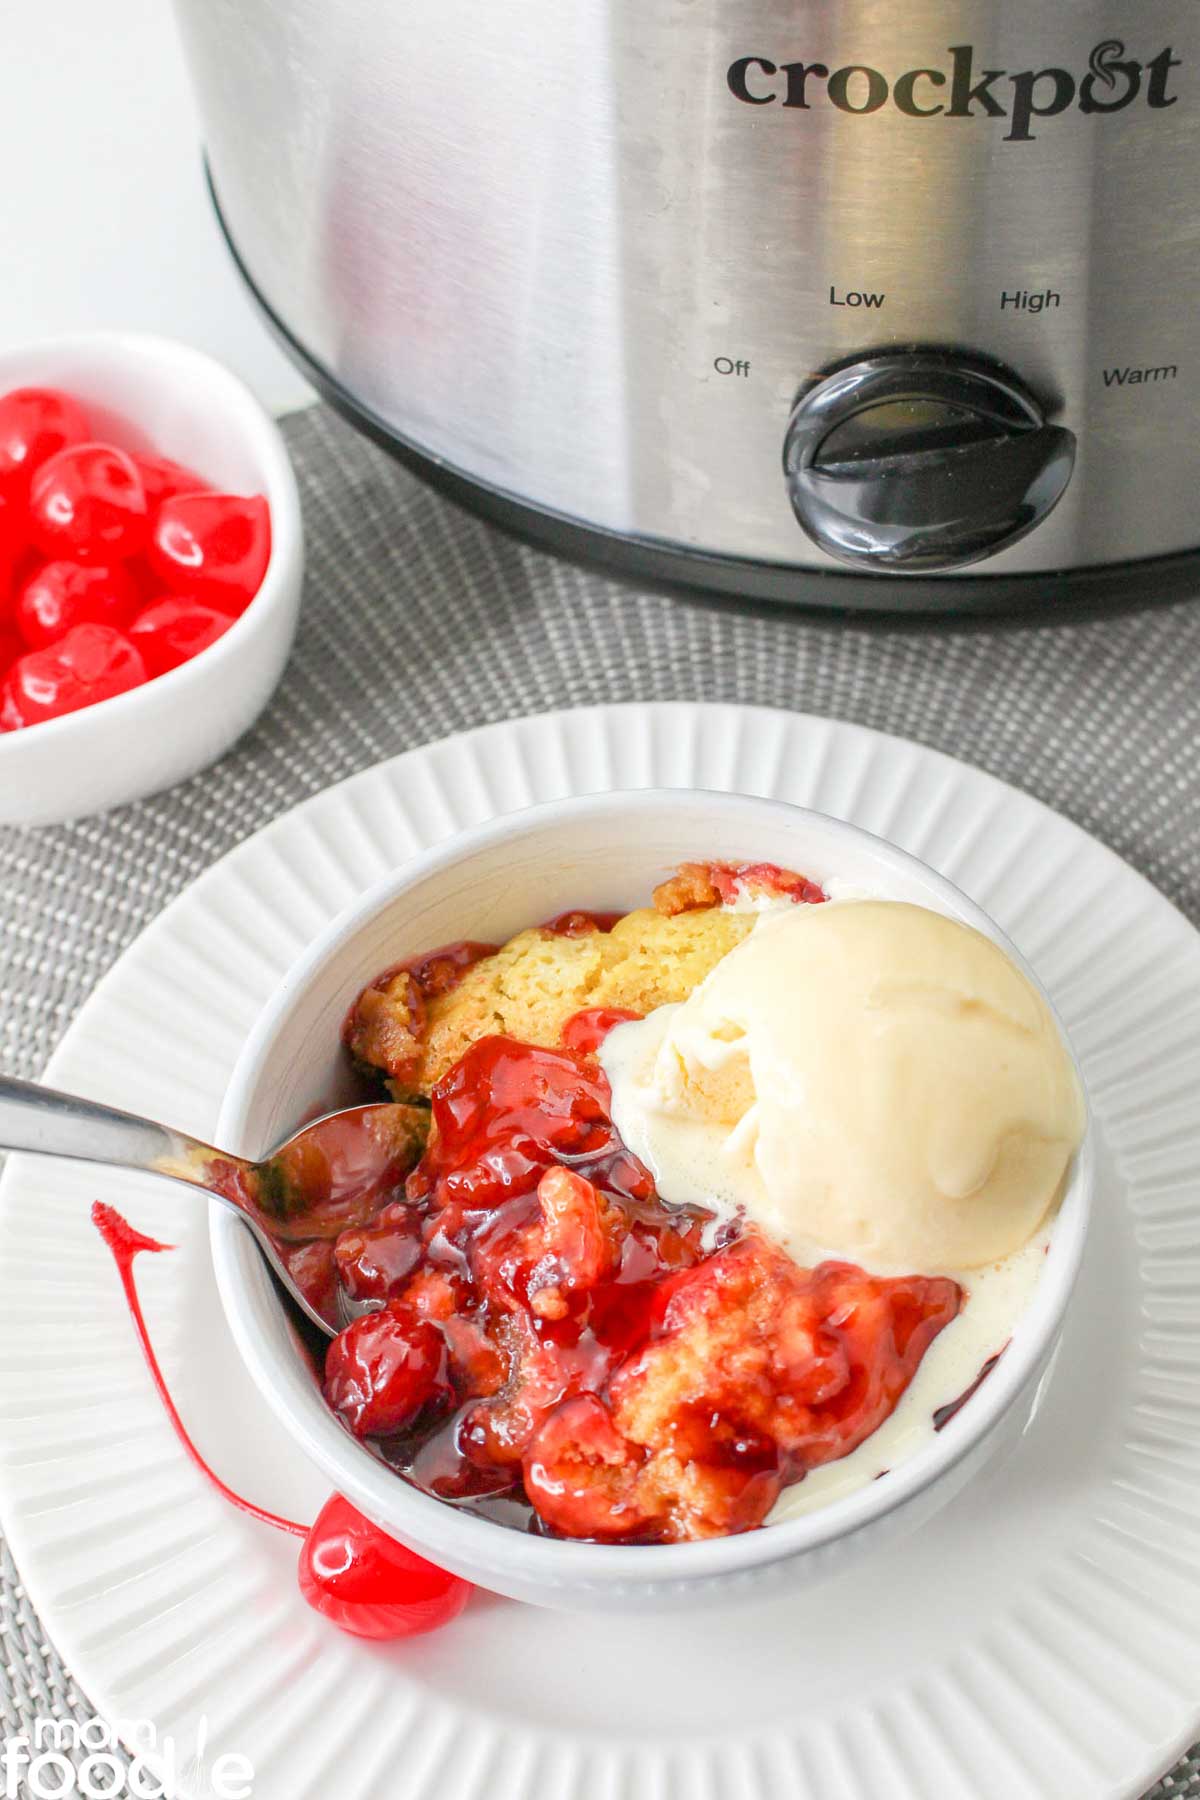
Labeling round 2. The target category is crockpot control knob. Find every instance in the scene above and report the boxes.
[783,351,1075,573]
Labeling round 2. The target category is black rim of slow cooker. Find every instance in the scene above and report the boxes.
[205,163,1200,625]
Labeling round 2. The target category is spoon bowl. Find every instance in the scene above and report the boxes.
[0,1075,427,1334]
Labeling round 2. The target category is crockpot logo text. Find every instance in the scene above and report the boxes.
[727,41,1181,141]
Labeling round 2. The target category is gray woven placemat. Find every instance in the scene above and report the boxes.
[2,402,1199,1797]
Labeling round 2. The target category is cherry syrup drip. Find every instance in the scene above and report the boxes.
[932,1346,1007,1431]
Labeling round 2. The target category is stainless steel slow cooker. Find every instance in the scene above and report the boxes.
[173,2,1199,612]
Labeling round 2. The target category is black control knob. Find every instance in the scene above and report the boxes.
[783,351,1075,573]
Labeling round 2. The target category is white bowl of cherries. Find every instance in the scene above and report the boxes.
[0,332,303,826]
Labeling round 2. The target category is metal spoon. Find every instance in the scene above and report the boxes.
[0,1075,430,1336]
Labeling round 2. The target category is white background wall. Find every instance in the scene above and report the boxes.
[0,3,313,416]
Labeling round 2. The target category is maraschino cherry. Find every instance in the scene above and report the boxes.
[91,1201,471,1640]
[299,1494,469,1639]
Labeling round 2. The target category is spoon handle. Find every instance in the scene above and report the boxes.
[0,1075,337,1339]
[0,1074,243,1189]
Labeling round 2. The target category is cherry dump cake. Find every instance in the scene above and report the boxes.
[264,859,1083,1544]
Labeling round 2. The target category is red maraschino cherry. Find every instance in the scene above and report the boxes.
[298,1493,470,1639]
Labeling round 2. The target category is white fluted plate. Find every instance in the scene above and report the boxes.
[1,703,1197,1800]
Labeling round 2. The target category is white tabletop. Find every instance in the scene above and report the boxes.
[0,2,314,417]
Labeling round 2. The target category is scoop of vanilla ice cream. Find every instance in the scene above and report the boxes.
[600,899,1085,1273]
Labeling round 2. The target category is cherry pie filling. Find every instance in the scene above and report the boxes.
[291,862,963,1543]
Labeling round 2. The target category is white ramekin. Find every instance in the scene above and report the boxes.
[0,332,303,826]
[214,789,1093,1613]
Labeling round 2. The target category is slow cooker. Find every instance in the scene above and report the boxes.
[173,3,1199,613]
